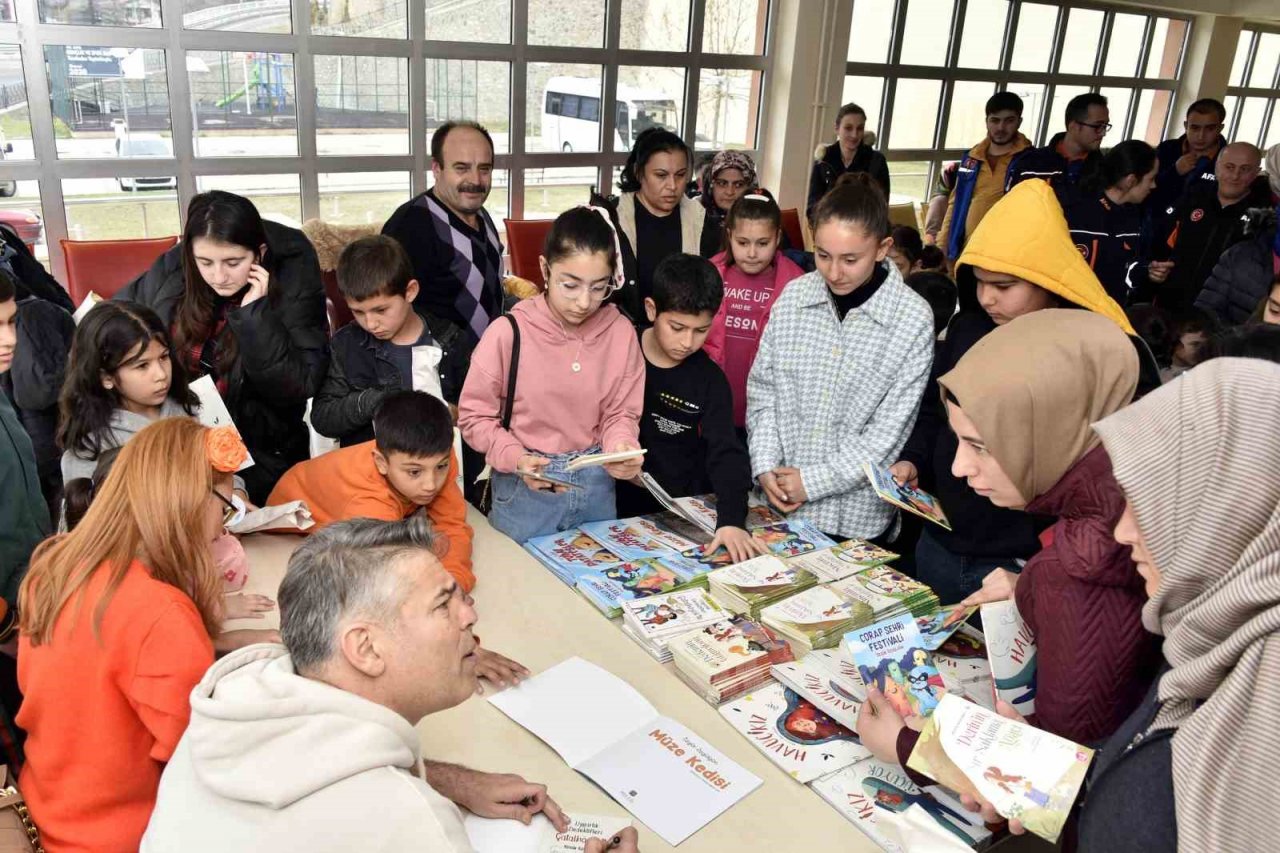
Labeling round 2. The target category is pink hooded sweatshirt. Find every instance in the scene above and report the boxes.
[705,250,805,426]
[458,295,644,474]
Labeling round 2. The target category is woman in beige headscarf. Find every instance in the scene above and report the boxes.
[937,309,1162,746]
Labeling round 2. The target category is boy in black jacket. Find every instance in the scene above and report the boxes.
[615,254,766,563]
[311,235,471,447]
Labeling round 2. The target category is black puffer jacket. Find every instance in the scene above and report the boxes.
[116,221,329,503]
[1194,207,1277,326]
[1,296,74,507]
[806,142,891,219]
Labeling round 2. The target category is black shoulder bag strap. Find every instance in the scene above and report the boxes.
[480,314,519,514]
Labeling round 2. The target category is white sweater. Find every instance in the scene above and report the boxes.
[141,645,474,853]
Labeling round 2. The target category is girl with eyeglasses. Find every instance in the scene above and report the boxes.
[459,207,645,543]
[116,190,328,504]
[16,419,275,853]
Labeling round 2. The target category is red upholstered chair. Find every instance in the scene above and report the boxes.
[61,236,178,305]
[321,269,354,334]
[503,218,555,291]
[780,208,805,251]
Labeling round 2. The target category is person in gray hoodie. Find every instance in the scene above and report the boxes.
[141,517,641,853]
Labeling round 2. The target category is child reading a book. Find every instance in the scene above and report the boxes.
[269,389,474,591]
[705,192,804,428]
[59,300,250,504]
[614,254,766,563]
[310,235,471,446]
[458,206,645,543]
[746,172,934,543]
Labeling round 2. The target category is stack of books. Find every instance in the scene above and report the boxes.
[576,556,708,619]
[619,588,728,663]
[707,554,819,619]
[668,615,794,705]
[787,539,899,583]
[759,565,938,655]
[523,529,625,586]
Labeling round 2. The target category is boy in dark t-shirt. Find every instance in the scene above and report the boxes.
[616,254,767,563]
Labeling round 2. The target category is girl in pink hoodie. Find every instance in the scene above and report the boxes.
[705,193,804,427]
[459,207,645,543]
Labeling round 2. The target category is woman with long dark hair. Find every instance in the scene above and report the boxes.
[117,191,328,502]
[1062,140,1169,305]
[589,127,719,324]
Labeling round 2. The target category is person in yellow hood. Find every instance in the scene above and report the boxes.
[890,178,1157,604]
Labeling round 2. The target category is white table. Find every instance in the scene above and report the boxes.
[234,510,918,851]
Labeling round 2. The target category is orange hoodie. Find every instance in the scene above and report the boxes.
[268,442,474,591]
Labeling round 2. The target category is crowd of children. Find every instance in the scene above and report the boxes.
[0,104,1278,852]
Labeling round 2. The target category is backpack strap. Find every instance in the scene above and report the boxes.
[499,315,520,431]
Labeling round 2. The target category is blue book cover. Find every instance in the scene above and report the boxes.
[575,557,702,618]
[844,614,948,720]
[523,529,624,586]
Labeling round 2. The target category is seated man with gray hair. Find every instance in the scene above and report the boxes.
[141,517,639,852]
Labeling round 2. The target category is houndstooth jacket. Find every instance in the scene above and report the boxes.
[746,261,935,539]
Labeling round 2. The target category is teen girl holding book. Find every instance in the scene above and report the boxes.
[746,173,934,542]
[458,207,645,543]
[705,191,805,428]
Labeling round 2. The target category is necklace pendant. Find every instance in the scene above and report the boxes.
[571,361,582,373]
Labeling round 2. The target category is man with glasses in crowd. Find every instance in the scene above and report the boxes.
[1005,92,1110,201]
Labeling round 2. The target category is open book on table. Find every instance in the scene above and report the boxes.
[487,657,761,845]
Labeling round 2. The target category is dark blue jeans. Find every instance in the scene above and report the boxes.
[913,526,1021,605]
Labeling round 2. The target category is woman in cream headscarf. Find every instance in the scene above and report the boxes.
[941,309,1162,746]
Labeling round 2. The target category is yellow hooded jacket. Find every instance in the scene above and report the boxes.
[957,179,1135,335]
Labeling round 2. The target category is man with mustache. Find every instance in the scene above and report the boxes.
[384,121,506,347]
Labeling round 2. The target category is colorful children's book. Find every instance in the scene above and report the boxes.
[464,812,633,853]
[770,656,864,730]
[830,565,940,621]
[907,693,1094,844]
[488,658,761,846]
[937,623,986,659]
[523,530,624,586]
[980,600,1037,715]
[862,462,952,530]
[844,614,947,720]
[577,518,701,565]
[576,557,702,619]
[620,588,727,646]
[667,615,794,687]
[748,520,837,557]
[915,604,977,651]
[789,539,900,583]
[758,585,862,653]
[718,682,870,783]
[706,554,818,618]
[639,474,717,535]
[811,755,993,852]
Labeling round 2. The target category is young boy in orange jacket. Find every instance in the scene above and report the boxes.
[270,390,474,591]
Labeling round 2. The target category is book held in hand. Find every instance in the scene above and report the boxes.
[915,604,978,651]
[907,693,1094,844]
[488,658,761,846]
[718,682,870,783]
[565,448,647,472]
[844,614,947,720]
[810,755,993,852]
[190,375,255,471]
[980,599,1037,715]
[862,462,951,529]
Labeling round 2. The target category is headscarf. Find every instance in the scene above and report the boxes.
[701,150,758,212]
[937,309,1138,503]
[1093,358,1280,853]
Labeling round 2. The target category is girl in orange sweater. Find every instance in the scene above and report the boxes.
[16,419,249,853]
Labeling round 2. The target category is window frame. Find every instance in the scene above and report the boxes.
[1224,23,1280,148]
[843,0,1191,203]
[0,0,775,282]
